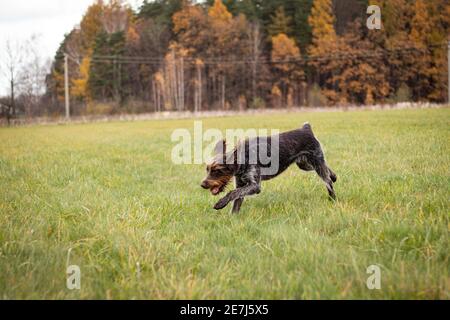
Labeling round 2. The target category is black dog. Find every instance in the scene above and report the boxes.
[201,123,337,213]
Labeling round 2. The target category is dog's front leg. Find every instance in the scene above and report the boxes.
[232,198,244,213]
[214,166,261,211]
[214,184,261,210]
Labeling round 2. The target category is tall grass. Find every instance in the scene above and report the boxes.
[0,108,448,299]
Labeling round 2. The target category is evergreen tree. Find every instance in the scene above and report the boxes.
[333,0,368,35]
[268,7,293,37]
[47,33,72,103]
[293,0,313,51]
[88,31,127,103]
[138,0,187,24]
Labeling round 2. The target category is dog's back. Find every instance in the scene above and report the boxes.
[231,123,322,180]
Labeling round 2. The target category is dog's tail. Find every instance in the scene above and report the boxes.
[302,122,313,131]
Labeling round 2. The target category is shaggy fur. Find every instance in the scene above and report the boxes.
[201,123,337,213]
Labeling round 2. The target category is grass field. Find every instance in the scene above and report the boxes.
[0,107,449,299]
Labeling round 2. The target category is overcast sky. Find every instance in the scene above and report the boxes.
[0,0,144,95]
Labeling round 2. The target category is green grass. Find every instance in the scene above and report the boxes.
[0,108,449,299]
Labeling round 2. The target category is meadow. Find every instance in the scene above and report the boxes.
[0,107,448,299]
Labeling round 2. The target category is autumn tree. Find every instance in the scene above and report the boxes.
[429,0,450,102]
[171,0,257,110]
[172,4,209,56]
[327,21,390,105]
[366,0,448,102]
[208,0,232,22]
[40,0,449,116]
[307,0,337,104]
[248,22,269,107]
[71,56,91,101]
[79,0,105,52]
[308,0,336,56]
[170,4,208,111]
[368,0,415,99]
[271,33,304,107]
[408,0,448,101]
[46,1,106,108]
[125,17,170,104]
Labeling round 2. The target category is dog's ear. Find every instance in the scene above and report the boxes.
[214,139,226,155]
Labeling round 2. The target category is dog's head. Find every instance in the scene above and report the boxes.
[201,140,235,196]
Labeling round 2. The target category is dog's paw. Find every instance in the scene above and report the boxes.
[214,197,230,210]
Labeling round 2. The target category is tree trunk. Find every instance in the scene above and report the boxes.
[11,79,15,116]
[198,65,202,112]
[180,57,184,111]
[221,74,226,110]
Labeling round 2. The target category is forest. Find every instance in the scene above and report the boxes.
[7,0,450,116]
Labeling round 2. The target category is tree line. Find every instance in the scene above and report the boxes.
[2,0,450,118]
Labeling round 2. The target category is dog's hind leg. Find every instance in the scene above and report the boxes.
[314,159,336,200]
[296,155,315,172]
[328,166,337,183]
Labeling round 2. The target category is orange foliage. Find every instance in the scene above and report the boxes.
[79,0,104,51]
[208,0,232,23]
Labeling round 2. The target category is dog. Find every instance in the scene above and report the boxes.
[201,123,337,213]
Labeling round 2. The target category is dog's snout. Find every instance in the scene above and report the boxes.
[201,181,209,189]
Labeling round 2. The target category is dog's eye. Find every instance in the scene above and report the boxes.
[210,168,220,175]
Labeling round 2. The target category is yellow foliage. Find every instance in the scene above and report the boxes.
[71,56,91,100]
[173,5,206,34]
[86,102,114,115]
[308,0,336,56]
[195,58,204,67]
[271,85,281,97]
[126,25,140,45]
[208,0,232,23]
[172,5,208,56]
[154,72,164,85]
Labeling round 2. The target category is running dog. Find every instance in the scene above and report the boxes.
[201,123,337,213]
